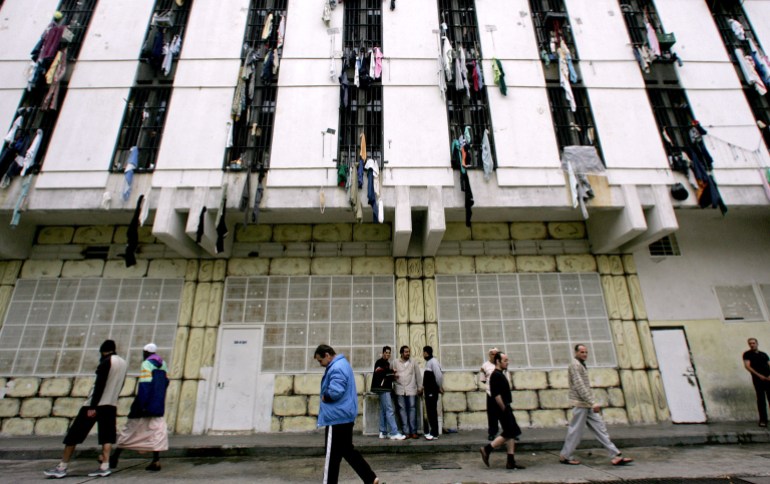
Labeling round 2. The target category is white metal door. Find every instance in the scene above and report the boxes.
[651,328,707,423]
[211,327,262,431]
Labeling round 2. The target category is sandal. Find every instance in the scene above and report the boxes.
[611,456,634,466]
[559,457,581,465]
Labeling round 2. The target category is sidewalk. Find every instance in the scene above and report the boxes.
[1,421,768,461]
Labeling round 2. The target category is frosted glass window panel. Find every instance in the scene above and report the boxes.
[563,296,585,318]
[568,319,590,340]
[580,274,602,294]
[223,300,245,323]
[225,279,247,299]
[546,319,569,341]
[268,278,289,299]
[286,300,308,321]
[373,323,393,343]
[518,275,540,296]
[352,301,373,322]
[289,278,310,299]
[93,301,116,324]
[57,350,83,374]
[265,299,287,322]
[309,299,331,322]
[331,322,352,346]
[503,319,525,342]
[442,345,462,368]
[507,344,528,368]
[331,280,352,298]
[372,298,394,322]
[498,276,519,296]
[35,280,57,300]
[461,321,482,344]
[481,320,504,343]
[157,301,180,323]
[49,302,74,325]
[14,351,37,373]
[521,297,544,319]
[331,299,352,321]
[244,300,266,322]
[131,326,155,349]
[543,296,565,318]
[477,276,499,297]
[351,346,372,369]
[550,342,573,367]
[64,325,89,347]
[308,324,330,345]
[0,351,14,370]
[462,344,484,369]
[352,323,373,346]
[525,320,548,343]
[437,279,458,297]
[459,299,480,320]
[479,298,502,320]
[71,302,95,325]
[264,324,285,346]
[28,302,52,324]
[285,323,308,346]
[98,280,120,300]
[21,325,46,346]
[117,281,139,300]
[439,300,459,321]
[589,319,612,340]
[441,321,461,344]
[310,277,332,298]
[539,274,561,295]
[113,301,138,324]
[528,343,552,368]
[14,280,37,300]
[87,325,113,348]
[109,325,133,347]
[353,280,373,298]
[261,347,283,372]
[140,280,163,300]
[5,301,31,324]
[55,280,79,300]
[561,275,581,295]
[456,277,478,297]
[247,279,268,299]
[584,296,607,317]
[36,350,60,373]
[0,326,23,348]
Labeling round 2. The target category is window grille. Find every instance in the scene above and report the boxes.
[618,0,664,47]
[546,85,602,158]
[337,0,384,172]
[224,0,286,171]
[648,233,681,257]
[707,0,770,150]
[715,285,765,322]
[529,0,578,60]
[646,82,694,157]
[111,87,172,172]
[437,0,497,170]
[137,0,193,79]
[0,0,98,180]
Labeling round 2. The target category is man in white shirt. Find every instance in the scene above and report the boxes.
[392,346,422,438]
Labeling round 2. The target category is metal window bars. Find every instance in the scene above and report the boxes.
[57,0,99,61]
[645,86,694,157]
[546,85,603,161]
[618,0,665,48]
[437,0,497,170]
[138,0,193,77]
[111,87,172,172]
[529,0,578,61]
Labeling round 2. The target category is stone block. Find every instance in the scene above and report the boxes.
[512,371,547,390]
[602,408,629,425]
[201,327,218,368]
[397,325,409,352]
[177,282,196,327]
[610,320,631,369]
[425,323,438,352]
[538,389,569,409]
[169,327,189,380]
[21,260,63,279]
[120,377,137,397]
[274,375,293,396]
[622,254,637,274]
[516,255,556,272]
[513,411,531,428]
[6,378,40,397]
[0,398,20,417]
[61,260,104,278]
[457,411,487,430]
[236,224,272,243]
[282,416,318,432]
[548,370,568,389]
[612,276,634,320]
[421,259,435,280]
[273,225,312,242]
[117,397,132,416]
[103,260,148,278]
[407,258,422,278]
[472,223,509,240]
[409,324,426,366]
[313,224,353,242]
[175,379,198,434]
[212,260,227,282]
[311,257,352,275]
[634,369,657,424]
[147,259,188,278]
[2,418,34,436]
[608,256,624,275]
[183,328,205,380]
[351,257,394,275]
[444,222,472,241]
[589,368,620,388]
[627,275,647,321]
[593,388,609,407]
[408,280,425,323]
[71,377,95,397]
[443,373,477,392]
[466,392,486,412]
[227,258,270,276]
[270,258,311,276]
[206,282,223,328]
[163,380,181,433]
[648,369,670,422]
[185,260,199,281]
[510,222,547,240]
[395,258,408,278]
[441,392,468,412]
[424,280,437,324]
[39,378,72,397]
[37,227,74,244]
[273,396,307,417]
[20,398,51,418]
[198,261,216,282]
[354,374,365,396]
[34,417,69,436]
[443,412,457,431]
[1,260,22,284]
[0,286,12,319]
[596,255,611,275]
[308,395,320,416]
[113,226,155,244]
[529,409,567,428]
[555,254,597,273]
[548,222,586,240]
[434,256,474,275]
[294,374,323,395]
[608,388,625,407]
[353,224,391,242]
[637,321,658,369]
[623,320,645,370]
[191,283,211,328]
[52,398,83,418]
[475,255,516,274]
[512,390,539,410]
[603,276,620,320]
[619,370,639,423]
[73,226,114,244]
[396,278,409,324]
[271,417,281,432]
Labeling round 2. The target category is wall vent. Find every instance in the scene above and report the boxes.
[648,234,680,257]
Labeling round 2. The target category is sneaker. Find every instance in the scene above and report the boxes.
[43,466,67,478]
[379,432,387,439]
[389,433,406,440]
[424,434,436,440]
[88,467,112,477]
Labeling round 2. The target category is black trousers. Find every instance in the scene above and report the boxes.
[486,394,499,436]
[753,378,770,423]
[323,422,376,484]
[425,392,439,436]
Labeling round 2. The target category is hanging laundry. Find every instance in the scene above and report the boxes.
[688,146,727,215]
[20,129,43,177]
[492,58,507,96]
[365,158,379,223]
[0,133,30,187]
[354,53,361,87]
[437,48,447,101]
[368,49,376,80]
[339,60,350,109]
[645,18,661,57]
[161,35,182,76]
[232,66,248,120]
[558,46,576,112]
[277,13,286,50]
[442,36,454,82]
[459,167,474,228]
[348,161,363,223]
[481,129,493,181]
[736,47,767,95]
[9,174,33,228]
[450,138,462,170]
[633,46,651,74]
[728,18,746,41]
[240,169,251,225]
[261,49,275,84]
[374,47,383,79]
[459,47,470,97]
[261,12,274,41]
[390,0,395,10]
[195,206,206,243]
[358,132,367,188]
[253,166,266,224]
[123,146,139,201]
[3,116,23,145]
[322,2,332,26]
[215,198,228,253]
[124,195,143,267]
[42,47,67,110]
[748,39,770,86]
[560,40,578,83]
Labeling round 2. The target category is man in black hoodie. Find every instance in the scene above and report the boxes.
[370,346,405,440]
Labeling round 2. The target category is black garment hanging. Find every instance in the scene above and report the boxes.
[460,170,474,227]
[240,170,251,225]
[124,195,144,267]
[252,166,266,224]
[339,60,350,109]
[196,206,207,243]
[215,201,228,253]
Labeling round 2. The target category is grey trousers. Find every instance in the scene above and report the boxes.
[560,407,620,460]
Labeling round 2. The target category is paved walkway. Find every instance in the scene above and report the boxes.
[1,421,768,460]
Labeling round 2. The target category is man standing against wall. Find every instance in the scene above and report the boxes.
[479,347,499,441]
[422,345,443,440]
[743,337,770,427]
[44,340,128,478]
[314,344,379,484]
[393,345,422,439]
[479,352,525,470]
[559,344,633,466]
[370,346,405,440]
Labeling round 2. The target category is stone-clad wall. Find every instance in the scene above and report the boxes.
[0,221,669,436]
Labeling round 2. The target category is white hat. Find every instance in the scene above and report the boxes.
[143,343,158,353]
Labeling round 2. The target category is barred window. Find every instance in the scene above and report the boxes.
[137,0,193,79]
[438,0,496,170]
[58,0,99,61]
[619,0,665,47]
[546,85,602,157]
[529,0,578,60]
[224,0,287,171]
[337,0,384,171]
[646,81,694,156]
[111,87,172,172]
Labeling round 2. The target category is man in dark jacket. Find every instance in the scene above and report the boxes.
[370,346,405,440]
[743,338,770,427]
[479,352,525,470]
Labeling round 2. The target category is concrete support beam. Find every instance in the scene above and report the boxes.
[619,185,679,253]
[587,185,647,254]
[422,186,446,256]
[185,187,218,256]
[392,186,411,257]
[153,187,201,258]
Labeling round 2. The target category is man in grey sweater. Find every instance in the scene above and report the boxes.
[558,344,633,466]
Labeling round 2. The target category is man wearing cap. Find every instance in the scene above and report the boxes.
[44,340,128,479]
[109,343,170,472]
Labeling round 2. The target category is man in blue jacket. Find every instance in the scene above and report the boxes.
[314,344,379,484]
